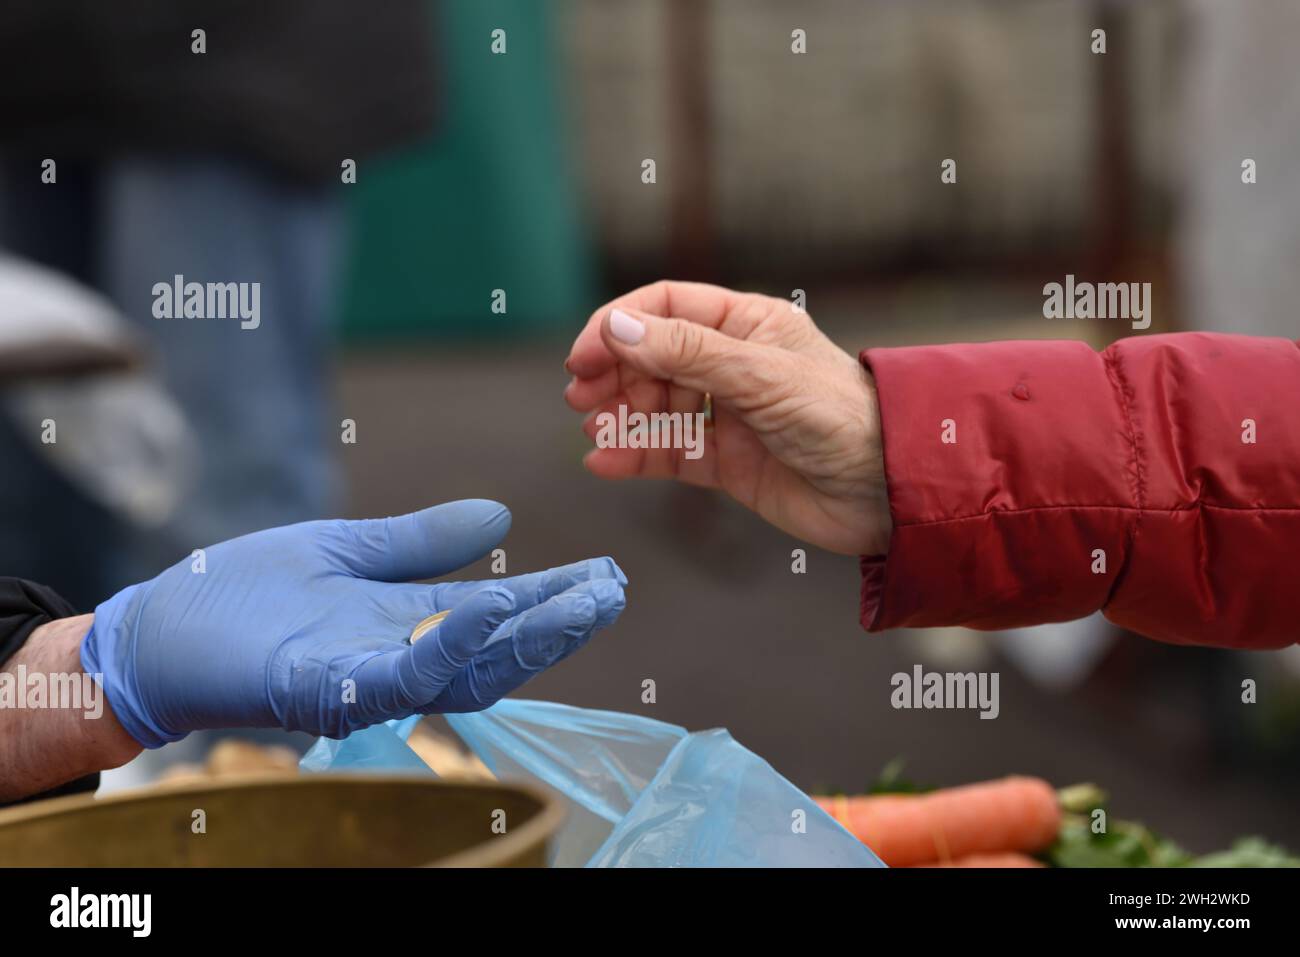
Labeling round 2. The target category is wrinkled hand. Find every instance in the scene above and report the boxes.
[83,500,626,747]
[565,280,891,555]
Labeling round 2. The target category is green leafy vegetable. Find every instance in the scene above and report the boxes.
[1189,837,1300,868]
[1047,791,1300,868]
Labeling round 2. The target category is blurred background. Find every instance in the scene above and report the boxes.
[0,0,1297,851]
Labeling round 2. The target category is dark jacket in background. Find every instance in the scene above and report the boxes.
[0,0,439,182]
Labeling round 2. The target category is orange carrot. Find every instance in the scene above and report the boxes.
[916,852,1045,868]
[816,775,1061,867]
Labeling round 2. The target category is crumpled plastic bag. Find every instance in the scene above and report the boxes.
[301,699,883,868]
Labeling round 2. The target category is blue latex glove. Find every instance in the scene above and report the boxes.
[82,500,627,748]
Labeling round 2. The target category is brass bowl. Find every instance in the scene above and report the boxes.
[0,774,563,867]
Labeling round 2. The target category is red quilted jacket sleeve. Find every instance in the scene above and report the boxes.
[859,332,1300,650]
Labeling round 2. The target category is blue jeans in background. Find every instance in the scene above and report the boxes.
[0,155,343,612]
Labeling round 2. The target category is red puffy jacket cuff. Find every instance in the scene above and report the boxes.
[860,338,1133,633]
[858,333,1300,649]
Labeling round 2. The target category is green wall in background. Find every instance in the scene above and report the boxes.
[340,0,595,342]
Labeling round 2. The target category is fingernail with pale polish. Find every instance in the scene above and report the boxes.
[609,309,645,345]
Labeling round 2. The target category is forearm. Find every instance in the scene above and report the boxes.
[0,614,142,803]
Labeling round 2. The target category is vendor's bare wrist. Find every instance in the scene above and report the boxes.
[0,614,142,802]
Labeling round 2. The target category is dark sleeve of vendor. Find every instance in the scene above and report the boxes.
[0,578,100,807]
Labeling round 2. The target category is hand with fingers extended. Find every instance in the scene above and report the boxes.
[82,499,626,746]
[564,280,891,556]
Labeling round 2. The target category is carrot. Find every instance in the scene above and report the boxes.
[916,852,1045,868]
[816,775,1061,867]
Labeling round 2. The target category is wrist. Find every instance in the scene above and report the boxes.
[83,583,182,750]
[65,615,145,768]
[0,614,142,802]
[855,362,893,556]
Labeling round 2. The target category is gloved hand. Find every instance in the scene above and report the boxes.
[82,500,627,748]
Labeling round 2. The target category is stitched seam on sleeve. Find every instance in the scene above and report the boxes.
[1102,347,1145,514]
[1102,345,1153,609]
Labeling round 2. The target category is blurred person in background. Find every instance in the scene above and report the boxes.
[0,0,443,789]
[0,0,440,609]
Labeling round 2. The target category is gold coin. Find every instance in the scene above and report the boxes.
[409,609,452,643]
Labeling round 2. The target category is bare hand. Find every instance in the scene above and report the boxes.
[564,281,891,556]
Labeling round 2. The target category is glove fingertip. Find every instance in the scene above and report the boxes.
[595,556,629,586]
[466,499,512,535]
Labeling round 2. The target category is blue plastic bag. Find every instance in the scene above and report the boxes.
[301,700,883,868]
